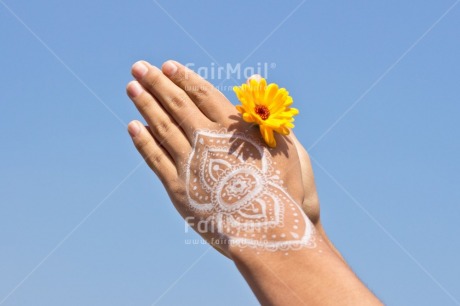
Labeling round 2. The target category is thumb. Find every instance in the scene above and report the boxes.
[246,74,263,84]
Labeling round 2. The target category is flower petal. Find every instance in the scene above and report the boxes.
[242,113,255,123]
[234,77,298,148]
[260,125,276,148]
[236,105,245,114]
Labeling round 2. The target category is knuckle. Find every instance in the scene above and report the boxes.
[181,66,196,82]
[169,95,187,109]
[146,153,165,176]
[148,69,162,88]
[173,67,187,83]
[168,179,186,198]
[154,120,171,137]
[183,80,214,100]
[135,135,152,151]
[134,95,150,111]
[150,152,164,166]
[180,68,213,96]
[194,84,212,98]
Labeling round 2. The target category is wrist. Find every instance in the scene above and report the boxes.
[229,237,382,305]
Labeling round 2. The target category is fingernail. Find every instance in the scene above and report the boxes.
[128,121,141,137]
[132,61,148,78]
[127,81,143,97]
[163,61,178,77]
[247,74,262,84]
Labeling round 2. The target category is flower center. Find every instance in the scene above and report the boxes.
[255,105,270,120]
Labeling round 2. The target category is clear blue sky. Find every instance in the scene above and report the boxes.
[1,1,459,305]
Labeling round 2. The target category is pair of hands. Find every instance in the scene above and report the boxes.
[125,61,384,306]
[126,60,325,256]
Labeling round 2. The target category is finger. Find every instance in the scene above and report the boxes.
[290,133,320,224]
[132,61,211,140]
[127,80,191,162]
[246,74,263,84]
[128,120,178,184]
[161,60,237,122]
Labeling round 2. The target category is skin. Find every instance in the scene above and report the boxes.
[126,60,382,305]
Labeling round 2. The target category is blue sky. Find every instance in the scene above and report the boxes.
[1,1,459,305]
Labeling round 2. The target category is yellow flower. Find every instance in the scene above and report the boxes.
[233,78,299,148]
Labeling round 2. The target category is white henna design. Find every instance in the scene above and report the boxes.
[185,129,315,251]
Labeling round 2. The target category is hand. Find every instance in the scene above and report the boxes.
[126,62,381,304]
[126,60,317,257]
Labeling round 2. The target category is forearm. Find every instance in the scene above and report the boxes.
[230,236,382,305]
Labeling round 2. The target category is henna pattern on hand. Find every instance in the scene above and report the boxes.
[185,129,316,251]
